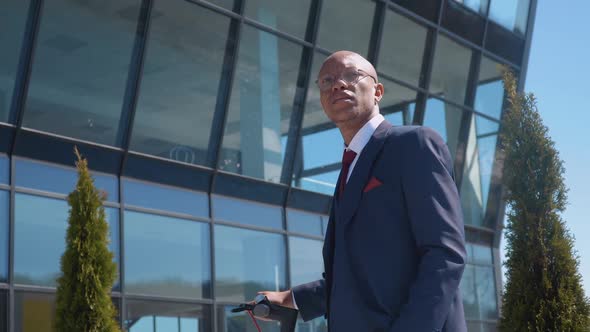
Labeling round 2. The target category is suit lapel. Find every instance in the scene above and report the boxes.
[338,120,392,227]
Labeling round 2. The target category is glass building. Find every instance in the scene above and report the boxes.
[0,0,536,331]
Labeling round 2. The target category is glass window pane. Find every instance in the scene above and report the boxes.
[14,194,119,287]
[482,322,499,332]
[286,209,323,236]
[0,0,30,123]
[453,0,489,15]
[443,0,486,45]
[219,26,302,184]
[215,225,287,302]
[489,0,530,36]
[430,35,473,105]
[23,0,139,146]
[316,0,374,56]
[472,243,493,265]
[294,53,341,195]
[123,178,208,218]
[321,215,329,236]
[380,79,418,126]
[14,292,56,332]
[126,300,211,332]
[475,57,505,119]
[460,265,479,319]
[475,265,498,319]
[378,11,428,86]
[213,195,282,229]
[289,237,323,287]
[460,115,499,226]
[15,158,119,202]
[467,320,483,332]
[296,317,328,332]
[124,211,211,299]
[0,155,8,184]
[0,191,7,282]
[245,0,311,39]
[218,306,280,332]
[130,3,231,167]
[392,0,441,22]
[423,98,465,160]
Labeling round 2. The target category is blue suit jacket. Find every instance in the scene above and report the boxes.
[292,121,467,332]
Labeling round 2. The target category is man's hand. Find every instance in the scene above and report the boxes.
[256,289,295,309]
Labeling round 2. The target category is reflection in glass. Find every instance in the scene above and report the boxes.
[430,34,473,105]
[453,0,489,15]
[219,25,302,184]
[466,243,493,265]
[0,0,30,123]
[460,116,500,226]
[15,158,119,202]
[215,225,286,302]
[218,306,280,332]
[14,194,119,287]
[475,266,498,319]
[460,264,498,321]
[488,0,530,36]
[124,211,211,299]
[130,2,230,166]
[423,98,465,160]
[23,0,139,146]
[126,300,211,332]
[289,237,323,287]
[123,178,208,218]
[213,195,283,230]
[460,265,478,319]
[0,191,7,282]
[379,79,418,125]
[245,0,311,39]
[378,11,428,86]
[286,209,323,236]
[475,57,505,119]
[14,292,56,332]
[0,155,7,184]
[316,0,374,56]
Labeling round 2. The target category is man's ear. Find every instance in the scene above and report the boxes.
[374,83,384,104]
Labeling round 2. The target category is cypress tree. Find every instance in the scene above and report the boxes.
[499,70,590,331]
[55,147,120,332]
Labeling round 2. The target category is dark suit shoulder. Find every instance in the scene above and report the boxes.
[385,125,446,151]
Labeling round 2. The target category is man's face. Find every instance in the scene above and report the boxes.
[317,53,383,125]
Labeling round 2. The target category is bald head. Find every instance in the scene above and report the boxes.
[316,51,384,144]
[320,51,378,83]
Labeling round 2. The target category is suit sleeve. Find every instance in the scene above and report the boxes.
[390,127,466,332]
[291,279,327,321]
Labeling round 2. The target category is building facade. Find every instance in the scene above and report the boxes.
[0,0,536,331]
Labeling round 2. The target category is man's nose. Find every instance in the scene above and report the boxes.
[331,78,348,91]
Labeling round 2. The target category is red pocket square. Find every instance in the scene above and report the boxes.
[363,177,383,192]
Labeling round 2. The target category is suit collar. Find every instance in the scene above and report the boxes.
[337,120,393,227]
[346,114,385,155]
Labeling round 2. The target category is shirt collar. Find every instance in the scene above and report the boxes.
[345,113,385,154]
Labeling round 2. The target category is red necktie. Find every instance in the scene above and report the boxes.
[338,149,357,196]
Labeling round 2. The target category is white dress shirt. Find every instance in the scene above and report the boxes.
[344,113,385,182]
[291,113,385,309]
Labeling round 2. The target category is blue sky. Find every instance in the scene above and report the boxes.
[501,1,590,295]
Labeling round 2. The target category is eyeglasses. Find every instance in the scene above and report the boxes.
[315,69,377,91]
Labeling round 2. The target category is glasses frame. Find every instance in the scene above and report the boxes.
[315,68,378,91]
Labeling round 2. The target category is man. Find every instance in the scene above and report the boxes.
[259,51,467,332]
